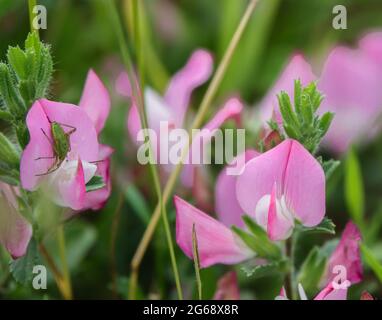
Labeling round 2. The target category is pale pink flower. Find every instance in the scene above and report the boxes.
[213,271,240,300]
[116,49,243,187]
[236,139,326,241]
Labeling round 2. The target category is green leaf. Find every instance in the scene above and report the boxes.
[9,238,40,285]
[361,243,382,283]
[297,246,327,296]
[318,112,334,137]
[298,217,336,235]
[322,159,340,180]
[85,175,106,192]
[241,259,289,279]
[125,185,150,224]
[7,46,27,80]
[0,132,20,166]
[344,148,364,228]
[232,215,282,260]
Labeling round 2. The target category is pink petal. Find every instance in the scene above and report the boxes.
[174,196,253,268]
[54,159,88,211]
[20,100,99,191]
[236,140,325,230]
[258,54,316,123]
[359,32,382,72]
[82,144,114,211]
[267,183,294,241]
[79,69,111,134]
[283,140,326,226]
[213,271,240,300]
[164,49,213,127]
[314,283,347,300]
[326,222,363,285]
[181,98,243,187]
[0,183,32,258]
[318,47,382,153]
[215,150,259,228]
[116,71,133,97]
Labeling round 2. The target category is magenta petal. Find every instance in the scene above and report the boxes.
[79,69,111,134]
[236,140,325,230]
[82,144,113,211]
[283,140,326,227]
[359,32,382,72]
[164,49,213,126]
[267,184,294,241]
[174,196,253,268]
[326,222,363,285]
[0,183,32,258]
[213,271,240,300]
[314,283,347,300]
[20,100,99,191]
[258,54,316,122]
[215,150,258,228]
[55,159,88,210]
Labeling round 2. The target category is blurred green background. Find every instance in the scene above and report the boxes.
[1,0,382,299]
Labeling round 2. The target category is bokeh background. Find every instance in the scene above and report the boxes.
[1,0,382,299]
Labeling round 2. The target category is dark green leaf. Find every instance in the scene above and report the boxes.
[85,175,106,192]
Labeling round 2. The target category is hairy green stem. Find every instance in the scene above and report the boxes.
[28,0,39,39]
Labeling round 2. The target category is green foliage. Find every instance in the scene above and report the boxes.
[361,244,382,284]
[345,148,365,229]
[297,217,336,235]
[85,175,106,193]
[277,80,334,154]
[232,215,282,261]
[297,246,327,297]
[9,238,41,285]
[241,259,289,279]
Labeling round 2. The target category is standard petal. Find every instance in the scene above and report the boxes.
[164,49,213,126]
[0,184,32,258]
[359,32,382,72]
[258,54,316,123]
[215,150,258,228]
[20,99,100,191]
[174,196,253,268]
[79,69,111,134]
[326,222,362,285]
[236,140,293,221]
[283,140,326,226]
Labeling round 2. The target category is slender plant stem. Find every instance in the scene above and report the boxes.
[57,225,73,299]
[192,224,202,300]
[110,191,124,298]
[104,0,183,300]
[39,242,70,300]
[130,0,258,294]
[28,0,39,39]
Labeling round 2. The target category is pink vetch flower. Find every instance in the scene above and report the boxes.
[236,139,326,241]
[324,221,363,286]
[258,54,316,124]
[213,271,240,300]
[0,183,32,258]
[116,49,243,187]
[318,44,382,154]
[215,150,259,228]
[20,70,113,211]
[174,195,254,268]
